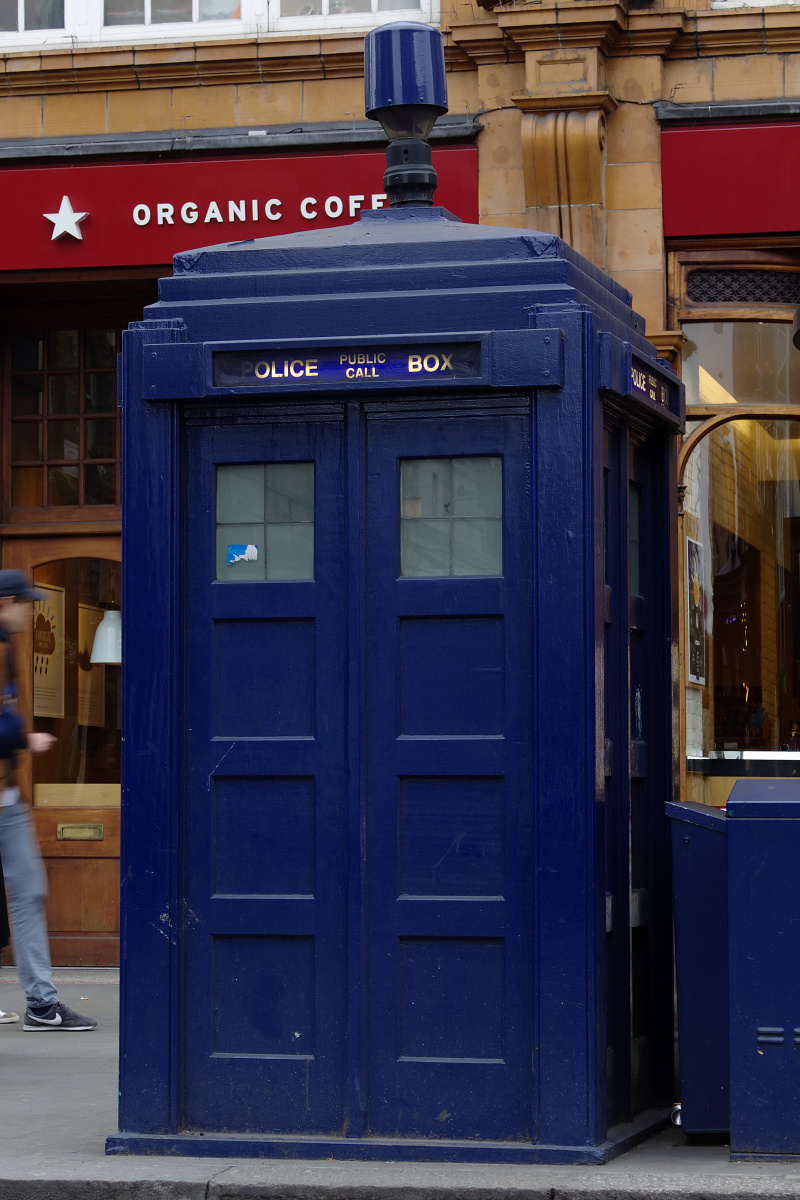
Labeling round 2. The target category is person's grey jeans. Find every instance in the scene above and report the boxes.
[0,802,57,1008]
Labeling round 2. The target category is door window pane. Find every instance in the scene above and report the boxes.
[31,559,121,809]
[12,377,42,417]
[48,329,79,369]
[216,462,314,581]
[400,457,502,577]
[85,464,116,505]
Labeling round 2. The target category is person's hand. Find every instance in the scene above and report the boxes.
[27,733,56,754]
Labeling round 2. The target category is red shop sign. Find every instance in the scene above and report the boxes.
[662,123,800,237]
[0,145,478,271]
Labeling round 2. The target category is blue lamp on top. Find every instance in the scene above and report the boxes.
[364,22,448,207]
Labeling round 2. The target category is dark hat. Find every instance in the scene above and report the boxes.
[0,570,43,601]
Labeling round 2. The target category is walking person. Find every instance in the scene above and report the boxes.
[0,854,19,1023]
[0,571,96,1032]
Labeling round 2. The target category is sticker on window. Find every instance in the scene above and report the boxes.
[227,544,258,565]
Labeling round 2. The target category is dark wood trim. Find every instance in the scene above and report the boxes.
[0,521,121,537]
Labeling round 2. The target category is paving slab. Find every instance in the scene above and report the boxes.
[2,971,800,1200]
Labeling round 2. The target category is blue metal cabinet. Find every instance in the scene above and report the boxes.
[667,800,728,1135]
[728,781,800,1159]
[108,207,683,1162]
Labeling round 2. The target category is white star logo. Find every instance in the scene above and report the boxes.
[44,195,88,241]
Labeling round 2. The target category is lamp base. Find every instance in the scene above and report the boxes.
[384,138,437,207]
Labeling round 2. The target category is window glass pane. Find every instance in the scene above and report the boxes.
[0,0,16,29]
[400,456,503,578]
[151,0,191,19]
[377,0,420,7]
[12,467,42,507]
[48,465,79,506]
[217,464,264,524]
[48,420,80,461]
[104,0,145,21]
[216,525,264,581]
[400,519,450,577]
[12,333,43,371]
[199,0,240,15]
[11,422,42,462]
[85,418,115,460]
[682,321,800,407]
[683,418,800,809]
[265,524,314,581]
[400,458,451,519]
[85,329,116,370]
[84,374,116,414]
[48,330,78,368]
[451,456,502,517]
[451,518,503,577]
[280,0,321,13]
[24,0,64,26]
[32,559,121,810]
[84,464,116,505]
[48,375,79,415]
[12,377,42,417]
[265,462,314,523]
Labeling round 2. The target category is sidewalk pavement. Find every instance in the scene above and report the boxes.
[3,970,800,1200]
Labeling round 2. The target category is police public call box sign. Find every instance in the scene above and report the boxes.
[213,342,482,386]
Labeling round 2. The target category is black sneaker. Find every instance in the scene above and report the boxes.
[23,1002,97,1032]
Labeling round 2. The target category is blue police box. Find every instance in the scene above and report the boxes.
[108,28,684,1163]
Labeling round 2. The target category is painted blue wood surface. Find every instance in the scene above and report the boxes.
[114,206,682,1160]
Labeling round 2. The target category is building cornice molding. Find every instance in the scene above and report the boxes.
[512,89,617,115]
[0,32,371,95]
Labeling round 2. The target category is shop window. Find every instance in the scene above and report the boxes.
[683,419,800,804]
[8,327,120,511]
[682,321,800,408]
[0,0,432,42]
[31,558,121,809]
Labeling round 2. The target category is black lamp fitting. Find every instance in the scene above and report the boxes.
[383,138,438,208]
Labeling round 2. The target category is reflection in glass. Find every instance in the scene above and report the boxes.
[11,422,42,462]
[12,467,42,507]
[85,464,115,505]
[266,462,314,523]
[85,419,115,460]
[400,457,502,577]
[199,0,240,16]
[217,463,264,524]
[31,559,121,810]
[12,333,43,370]
[85,329,116,370]
[682,321,800,407]
[49,375,80,414]
[12,377,42,417]
[49,419,80,461]
[84,374,116,414]
[48,464,79,506]
[265,524,314,581]
[24,0,63,25]
[151,0,191,19]
[103,0,145,21]
[629,484,641,596]
[684,419,800,807]
[0,0,16,29]
[48,329,78,369]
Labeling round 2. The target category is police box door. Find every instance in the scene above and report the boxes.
[182,399,533,1142]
